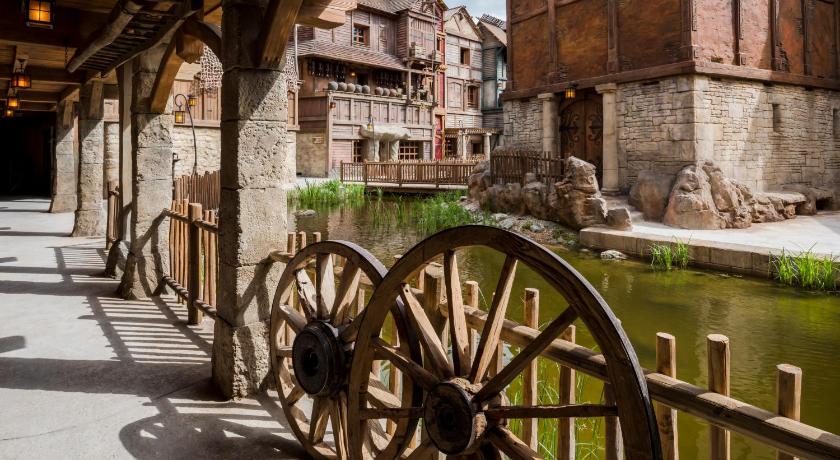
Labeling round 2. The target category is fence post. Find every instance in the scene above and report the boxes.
[287,232,297,255]
[522,288,539,451]
[777,364,802,460]
[187,202,204,325]
[363,162,369,186]
[656,333,679,459]
[605,383,624,460]
[558,325,576,460]
[708,334,731,460]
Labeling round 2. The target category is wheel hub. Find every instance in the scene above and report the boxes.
[292,321,347,397]
[423,379,486,455]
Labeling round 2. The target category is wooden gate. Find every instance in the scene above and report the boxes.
[559,92,604,181]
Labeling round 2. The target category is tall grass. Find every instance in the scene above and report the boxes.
[365,191,482,235]
[773,248,838,291]
[289,180,365,208]
[650,239,690,270]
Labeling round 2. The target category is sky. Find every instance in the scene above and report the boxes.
[457,0,506,20]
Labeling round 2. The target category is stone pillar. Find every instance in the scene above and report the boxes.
[538,93,558,154]
[104,122,120,191]
[483,133,492,156]
[72,81,105,236]
[596,83,619,194]
[213,0,292,399]
[389,140,400,161]
[457,133,465,159]
[105,63,134,279]
[118,44,173,299]
[49,101,78,213]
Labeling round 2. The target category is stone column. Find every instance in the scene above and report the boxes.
[105,63,134,279]
[483,133,492,156]
[118,44,173,299]
[538,93,558,154]
[49,101,78,213]
[104,122,120,192]
[389,140,400,161]
[596,83,619,194]
[457,133,466,159]
[72,81,105,236]
[213,0,292,399]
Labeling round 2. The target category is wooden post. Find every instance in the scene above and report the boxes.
[605,383,624,460]
[522,288,539,451]
[287,232,297,255]
[656,333,679,460]
[187,202,204,325]
[708,334,731,460]
[298,231,307,250]
[313,232,322,243]
[777,364,802,460]
[558,325,576,460]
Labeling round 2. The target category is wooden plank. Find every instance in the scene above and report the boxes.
[522,288,539,451]
[149,37,184,113]
[66,0,144,73]
[558,326,576,460]
[257,0,305,68]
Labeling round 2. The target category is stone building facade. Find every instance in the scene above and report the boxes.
[503,0,840,201]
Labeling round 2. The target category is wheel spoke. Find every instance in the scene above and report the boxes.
[367,375,402,409]
[310,396,330,444]
[487,427,543,460]
[475,306,578,402]
[330,393,349,458]
[286,385,306,406]
[275,345,293,358]
[373,337,439,391]
[275,303,307,333]
[295,269,318,321]
[400,284,453,379]
[444,250,471,376]
[316,253,336,320]
[359,406,424,420]
[405,439,438,460]
[332,263,362,325]
[470,256,518,384]
[484,403,617,420]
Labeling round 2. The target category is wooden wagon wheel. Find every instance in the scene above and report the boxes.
[346,226,661,459]
[270,241,423,459]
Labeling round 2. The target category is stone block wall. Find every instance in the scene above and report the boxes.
[296,130,328,177]
[172,125,221,176]
[502,97,543,150]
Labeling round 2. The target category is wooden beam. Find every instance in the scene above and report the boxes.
[258,0,306,68]
[0,91,63,103]
[734,0,745,65]
[66,1,144,73]
[181,18,221,58]
[607,0,619,72]
[150,38,184,114]
[176,28,204,63]
[297,0,357,29]
[0,65,81,85]
[86,80,105,119]
[802,0,812,75]
[0,4,106,49]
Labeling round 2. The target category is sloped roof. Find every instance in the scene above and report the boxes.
[478,15,507,46]
[297,41,406,70]
[445,6,482,40]
[358,0,424,14]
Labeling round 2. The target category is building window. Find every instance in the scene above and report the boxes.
[772,103,782,133]
[467,86,479,108]
[399,141,421,161]
[352,140,363,163]
[472,140,484,154]
[460,47,470,66]
[445,138,457,158]
[353,25,369,46]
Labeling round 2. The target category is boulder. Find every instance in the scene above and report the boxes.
[607,207,632,230]
[522,181,549,219]
[550,157,607,229]
[629,171,675,221]
[600,250,628,260]
[499,218,516,230]
[781,185,835,215]
[663,164,725,229]
[295,209,316,217]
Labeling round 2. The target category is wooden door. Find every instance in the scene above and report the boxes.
[559,92,604,181]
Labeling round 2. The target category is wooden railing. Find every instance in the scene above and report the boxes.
[174,170,220,210]
[105,180,120,250]
[153,215,840,458]
[490,149,564,185]
[340,161,479,188]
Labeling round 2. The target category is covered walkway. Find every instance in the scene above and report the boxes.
[0,198,305,458]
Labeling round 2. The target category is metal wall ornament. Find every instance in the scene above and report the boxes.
[22,0,55,29]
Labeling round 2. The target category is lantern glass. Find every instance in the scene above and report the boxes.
[187,94,198,107]
[11,71,31,89]
[5,109,14,118]
[565,87,576,99]
[25,0,55,29]
[7,96,20,109]
[174,110,186,124]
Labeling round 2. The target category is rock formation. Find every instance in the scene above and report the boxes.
[552,157,608,229]
[629,171,674,221]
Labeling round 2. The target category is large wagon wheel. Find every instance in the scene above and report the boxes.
[270,241,422,459]
[346,226,661,459]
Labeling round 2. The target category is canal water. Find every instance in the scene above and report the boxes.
[290,200,840,459]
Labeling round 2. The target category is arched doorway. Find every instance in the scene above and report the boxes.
[558,91,603,182]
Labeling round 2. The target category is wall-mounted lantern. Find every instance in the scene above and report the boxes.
[7,95,20,110]
[22,0,55,29]
[10,61,31,89]
[4,108,15,118]
[564,84,577,100]
[187,94,198,108]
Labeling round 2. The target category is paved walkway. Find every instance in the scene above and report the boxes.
[0,198,306,459]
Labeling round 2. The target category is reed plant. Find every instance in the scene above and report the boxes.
[650,238,691,270]
[773,248,838,291]
[290,180,365,208]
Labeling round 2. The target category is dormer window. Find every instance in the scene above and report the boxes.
[353,24,369,46]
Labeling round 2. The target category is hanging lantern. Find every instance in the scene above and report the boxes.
[10,62,31,89]
[7,95,20,109]
[23,0,55,29]
[174,108,186,124]
[5,108,15,118]
[564,85,577,100]
[187,94,198,108]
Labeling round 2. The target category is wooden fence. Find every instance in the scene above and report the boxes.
[339,161,478,187]
[490,149,564,185]
[105,180,120,250]
[155,207,840,458]
[174,171,220,210]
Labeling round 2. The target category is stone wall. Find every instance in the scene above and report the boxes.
[296,130,328,177]
[502,97,543,150]
[172,125,221,176]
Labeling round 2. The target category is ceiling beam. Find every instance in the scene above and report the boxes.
[66,1,144,73]
[0,65,82,85]
[0,4,106,49]
[0,90,61,103]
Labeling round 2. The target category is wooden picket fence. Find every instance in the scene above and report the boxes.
[340,161,478,188]
[174,171,220,210]
[490,149,564,185]
[156,208,840,458]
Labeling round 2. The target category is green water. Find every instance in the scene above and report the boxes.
[291,202,840,459]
